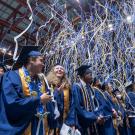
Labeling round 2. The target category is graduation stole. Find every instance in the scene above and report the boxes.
[77,83,99,135]
[19,67,45,98]
[77,83,92,111]
[92,86,107,100]
[19,68,47,135]
[63,87,70,120]
[50,84,70,120]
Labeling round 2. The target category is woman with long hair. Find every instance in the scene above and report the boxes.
[46,65,71,135]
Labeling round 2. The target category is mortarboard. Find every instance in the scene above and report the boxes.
[75,65,91,77]
[13,46,42,69]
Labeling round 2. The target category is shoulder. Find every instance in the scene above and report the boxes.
[72,82,82,89]
[4,70,19,77]
[71,83,83,95]
[128,92,135,98]
[93,87,106,99]
[104,91,110,98]
[93,87,99,93]
[3,70,21,84]
[93,87,101,94]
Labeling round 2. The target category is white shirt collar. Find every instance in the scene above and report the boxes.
[80,79,86,87]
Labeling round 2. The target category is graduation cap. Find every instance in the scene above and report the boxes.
[75,65,91,77]
[13,46,42,69]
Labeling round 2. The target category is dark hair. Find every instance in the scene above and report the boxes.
[24,56,37,66]
[93,77,99,85]
[126,83,135,92]
[102,82,109,91]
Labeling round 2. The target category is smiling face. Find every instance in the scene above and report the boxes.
[54,65,65,79]
[30,56,44,75]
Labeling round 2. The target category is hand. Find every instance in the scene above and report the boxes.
[97,115,104,125]
[71,126,75,131]
[70,126,75,134]
[112,109,117,118]
[58,83,66,91]
[40,92,52,104]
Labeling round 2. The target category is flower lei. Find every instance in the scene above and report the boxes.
[22,66,45,114]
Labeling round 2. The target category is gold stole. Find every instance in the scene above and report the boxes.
[63,88,70,120]
[49,87,70,135]
[18,68,47,135]
[76,83,89,111]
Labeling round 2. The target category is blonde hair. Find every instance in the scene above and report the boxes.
[46,66,70,89]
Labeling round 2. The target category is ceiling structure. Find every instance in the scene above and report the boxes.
[0,0,81,62]
[0,0,134,83]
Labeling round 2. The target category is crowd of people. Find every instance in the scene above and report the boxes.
[0,46,135,135]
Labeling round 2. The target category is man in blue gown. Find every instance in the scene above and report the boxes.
[92,78,116,135]
[66,65,104,135]
[0,46,52,135]
[126,82,135,135]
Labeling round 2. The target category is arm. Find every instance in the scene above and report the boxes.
[73,84,97,123]
[95,90,113,116]
[2,71,40,121]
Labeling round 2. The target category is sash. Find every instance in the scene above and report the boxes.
[19,68,47,135]
[19,68,46,96]
[63,88,70,120]
[76,83,91,111]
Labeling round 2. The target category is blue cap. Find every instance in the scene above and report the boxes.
[14,46,42,69]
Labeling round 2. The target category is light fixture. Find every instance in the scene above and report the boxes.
[126,15,134,23]
[76,0,80,3]
[108,24,114,31]
[71,41,75,44]
[82,35,85,39]
[2,48,7,53]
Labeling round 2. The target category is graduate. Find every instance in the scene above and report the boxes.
[102,82,121,135]
[126,82,135,108]
[103,83,133,135]
[46,65,71,135]
[113,88,133,135]
[126,82,135,135]
[92,78,116,135]
[66,65,104,135]
[0,46,52,135]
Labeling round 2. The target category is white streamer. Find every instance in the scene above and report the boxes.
[13,0,34,61]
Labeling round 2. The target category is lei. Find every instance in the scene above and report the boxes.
[22,66,45,114]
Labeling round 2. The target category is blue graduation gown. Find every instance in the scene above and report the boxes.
[104,91,118,110]
[104,91,120,135]
[127,92,135,107]
[47,88,64,130]
[126,92,135,135]
[0,71,41,135]
[94,88,115,135]
[66,83,98,135]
